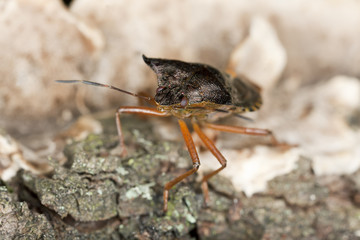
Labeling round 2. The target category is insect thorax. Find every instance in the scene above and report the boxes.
[144,55,262,116]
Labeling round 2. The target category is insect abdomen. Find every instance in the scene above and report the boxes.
[227,75,262,112]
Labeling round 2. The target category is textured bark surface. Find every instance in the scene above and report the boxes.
[1,116,360,239]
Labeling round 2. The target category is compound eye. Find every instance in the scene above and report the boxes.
[180,96,188,107]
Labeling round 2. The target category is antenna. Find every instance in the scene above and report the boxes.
[56,80,154,103]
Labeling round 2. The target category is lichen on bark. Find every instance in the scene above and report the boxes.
[1,115,360,239]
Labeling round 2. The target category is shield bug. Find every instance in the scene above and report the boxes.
[57,55,282,212]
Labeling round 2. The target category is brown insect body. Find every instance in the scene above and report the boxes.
[143,55,263,119]
[57,55,280,212]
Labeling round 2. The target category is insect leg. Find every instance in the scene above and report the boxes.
[116,106,169,157]
[204,123,280,145]
[163,119,200,212]
[192,122,227,206]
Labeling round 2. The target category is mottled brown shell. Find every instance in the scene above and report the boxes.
[143,55,262,114]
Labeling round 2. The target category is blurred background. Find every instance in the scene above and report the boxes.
[0,0,359,196]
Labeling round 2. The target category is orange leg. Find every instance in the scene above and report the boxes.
[193,122,227,206]
[163,119,200,212]
[116,106,169,157]
[204,123,280,145]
